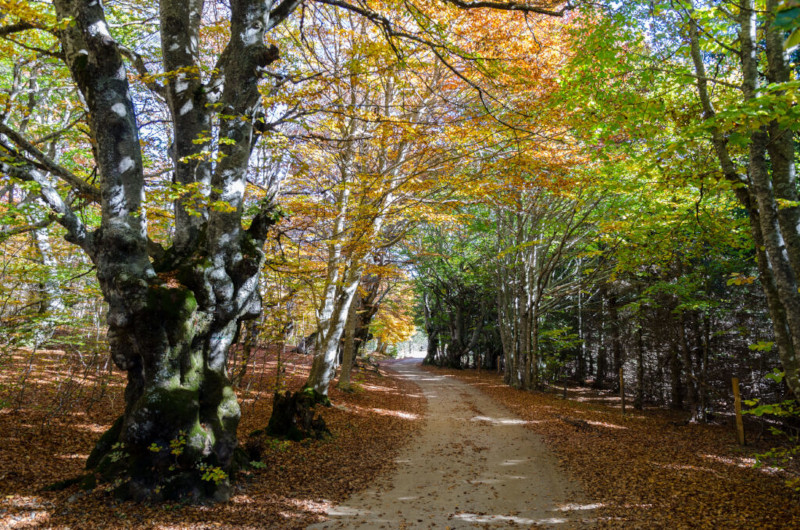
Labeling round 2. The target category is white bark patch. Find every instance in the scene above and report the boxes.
[119,156,135,174]
[175,73,189,93]
[88,21,112,39]
[180,100,193,116]
[169,43,180,51]
[240,26,261,46]
[111,103,127,117]
[107,185,126,212]
[224,179,245,201]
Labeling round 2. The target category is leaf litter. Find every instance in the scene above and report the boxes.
[0,347,424,529]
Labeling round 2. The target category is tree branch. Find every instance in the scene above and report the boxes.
[441,0,574,16]
[268,0,306,31]
[0,216,54,243]
[0,160,93,253]
[118,45,167,100]
[0,121,101,201]
[0,22,35,37]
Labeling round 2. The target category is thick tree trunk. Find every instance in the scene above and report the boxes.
[45,0,291,503]
[423,330,439,365]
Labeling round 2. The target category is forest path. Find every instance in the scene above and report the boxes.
[310,359,595,529]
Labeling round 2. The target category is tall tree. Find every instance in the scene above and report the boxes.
[0,0,301,501]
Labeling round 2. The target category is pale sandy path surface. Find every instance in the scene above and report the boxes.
[309,359,597,529]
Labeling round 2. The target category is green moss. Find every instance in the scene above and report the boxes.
[301,386,331,407]
[148,285,197,322]
[142,387,199,420]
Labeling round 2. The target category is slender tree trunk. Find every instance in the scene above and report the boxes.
[699,313,711,421]
[609,294,622,393]
[577,288,586,385]
[307,264,362,395]
[678,313,699,420]
[338,295,359,391]
[521,309,532,389]
[31,223,65,347]
[530,310,540,389]
[669,345,683,410]
[635,324,645,410]
[593,296,607,389]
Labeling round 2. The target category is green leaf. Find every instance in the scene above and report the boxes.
[765,369,785,383]
[786,28,800,50]
[748,341,774,352]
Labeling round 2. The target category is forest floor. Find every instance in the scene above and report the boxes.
[311,358,590,529]
[3,347,800,529]
[428,365,800,528]
[0,345,424,529]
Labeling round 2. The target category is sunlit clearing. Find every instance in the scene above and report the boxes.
[359,383,394,393]
[344,404,419,420]
[74,423,108,434]
[701,453,779,474]
[585,420,627,430]
[327,505,370,516]
[499,459,528,466]
[557,503,604,511]
[57,453,89,460]
[471,415,540,425]
[454,512,568,525]
[0,496,51,529]
[652,462,719,474]
[230,495,255,504]
[282,498,332,515]
[368,408,419,420]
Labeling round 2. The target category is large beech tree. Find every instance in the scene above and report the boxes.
[0,0,301,502]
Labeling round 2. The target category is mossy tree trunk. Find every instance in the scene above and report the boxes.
[85,234,276,502]
[0,0,304,503]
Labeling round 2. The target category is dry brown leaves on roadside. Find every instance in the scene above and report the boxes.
[429,366,800,529]
[0,348,424,529]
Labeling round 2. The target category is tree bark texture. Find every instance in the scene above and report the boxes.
[36,0,296,502]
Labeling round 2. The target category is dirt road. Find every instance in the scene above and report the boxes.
[310,359,596,528]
